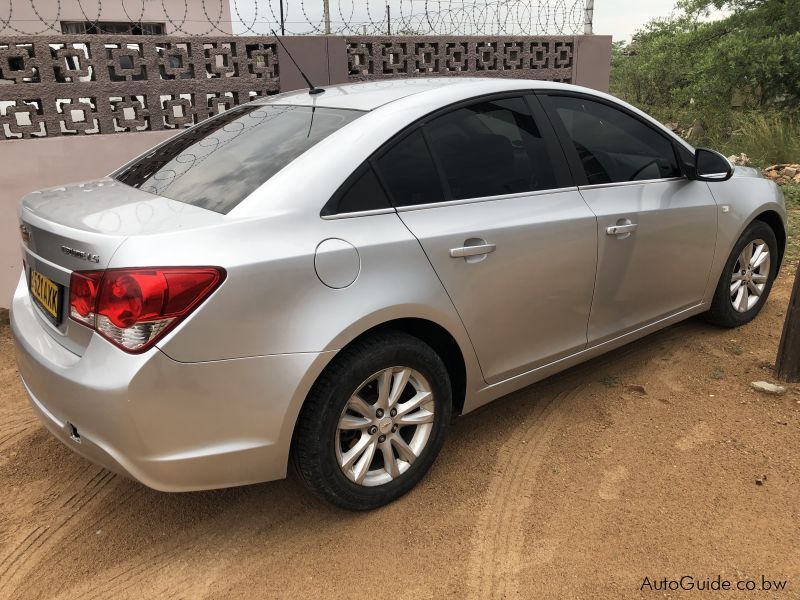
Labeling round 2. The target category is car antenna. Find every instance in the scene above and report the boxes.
[271,30,325,95]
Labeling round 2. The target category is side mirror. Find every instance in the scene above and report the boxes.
[694,148,733,182]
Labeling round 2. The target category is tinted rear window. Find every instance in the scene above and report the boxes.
[113,104,363,213]
[322,163,391,216]
[426,96,558,199]
[375,129,445,207]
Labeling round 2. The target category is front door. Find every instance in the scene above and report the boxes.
[373,94,598,383]
[541,94,718,343]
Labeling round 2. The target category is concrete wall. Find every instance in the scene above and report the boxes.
[0,131,175,307]
[1,34,610,140]
[574,35,613,92]
[0,0,233,35]
[278,37,349,91]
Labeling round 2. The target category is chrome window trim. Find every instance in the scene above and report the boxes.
[321,177,685,218]
[578,176,687,191]
[394,186,580,212]
[320,207,397,220]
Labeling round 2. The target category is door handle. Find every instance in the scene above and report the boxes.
[606,223,638,236]
[449,243,497,258]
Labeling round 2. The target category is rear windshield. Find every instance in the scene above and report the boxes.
[113,104,363,213]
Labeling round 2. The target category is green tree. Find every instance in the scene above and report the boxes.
[611,0,800,120]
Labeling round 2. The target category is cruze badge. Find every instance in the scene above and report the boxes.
[61,245,101,263]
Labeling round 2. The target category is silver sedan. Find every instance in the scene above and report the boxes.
[11,78,787,510]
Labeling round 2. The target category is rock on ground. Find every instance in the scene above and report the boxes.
[750,380,788,395]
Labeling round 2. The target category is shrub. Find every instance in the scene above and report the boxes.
[688,113,800,167]
[734,115,800,166]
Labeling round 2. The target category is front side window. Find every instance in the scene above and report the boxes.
[548,96,681,185]
[425,96,557,199]
[374,129,445,207]
[114,105,363,214]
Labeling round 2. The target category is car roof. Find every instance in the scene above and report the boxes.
[258,77,582,111]
[233,76,695,218]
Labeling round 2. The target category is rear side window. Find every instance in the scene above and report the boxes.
[547,96,680,185]
[113,104,363,214]
[425,96,557,199]
[374,129,445,207]
[322,164,391,216]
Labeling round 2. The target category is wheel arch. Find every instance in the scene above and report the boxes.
[752,209,787,267]
[282,317,471,480]
[305,317,469,418]
[339,318,468,416]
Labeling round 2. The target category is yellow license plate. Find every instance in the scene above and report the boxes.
[30,269,61,321]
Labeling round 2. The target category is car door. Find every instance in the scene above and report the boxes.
[372,94,598,384]
[539,93,718,344]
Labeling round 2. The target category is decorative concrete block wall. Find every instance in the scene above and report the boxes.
[0,34,611,140]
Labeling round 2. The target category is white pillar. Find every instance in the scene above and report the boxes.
[323,0,331,34]
[584,0,595,35]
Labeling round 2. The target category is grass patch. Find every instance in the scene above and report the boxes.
[710,367,724,380]
[784,184,800,209]
[782,183,800,267]
[663,112,800,170]
[730,115,800,167]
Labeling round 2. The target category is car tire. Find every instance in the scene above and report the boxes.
[292,330,452,510]
[704,220,779,328]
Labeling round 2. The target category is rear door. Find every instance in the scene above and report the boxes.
[374,94,598,384]
[539,93,718,344]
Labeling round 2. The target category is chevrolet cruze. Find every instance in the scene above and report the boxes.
[11,78,787,510]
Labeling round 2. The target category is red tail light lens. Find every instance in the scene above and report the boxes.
[69,271,103,324]
[69,267,225,353]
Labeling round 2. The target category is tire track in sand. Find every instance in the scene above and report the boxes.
[0,469,117,598]
[0,425,35,450]
[0,416,37,450]
[466,381,584,599]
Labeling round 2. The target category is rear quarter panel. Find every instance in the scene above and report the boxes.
[111,210,481,379]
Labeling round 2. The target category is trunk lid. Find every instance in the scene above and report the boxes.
[19,178,224,356]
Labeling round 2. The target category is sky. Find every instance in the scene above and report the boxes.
[593,0,681,41]
[227,1,722,41]
[0,0,722,41]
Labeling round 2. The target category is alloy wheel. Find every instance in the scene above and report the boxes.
[730,238,770,313]
[335,367,435,487]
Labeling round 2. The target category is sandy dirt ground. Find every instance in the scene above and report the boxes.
[1,268,799,599]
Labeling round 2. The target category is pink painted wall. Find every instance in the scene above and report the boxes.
[0,131,176,308]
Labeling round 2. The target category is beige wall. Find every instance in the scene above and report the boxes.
[574,35,613,93]
[0,131,175,308]
[0,0,233,35]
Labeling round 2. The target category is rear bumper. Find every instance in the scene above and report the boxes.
[10,276,333,491]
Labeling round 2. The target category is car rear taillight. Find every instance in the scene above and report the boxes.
[69,267,225,353]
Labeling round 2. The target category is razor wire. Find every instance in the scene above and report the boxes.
[0,0,589,36]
